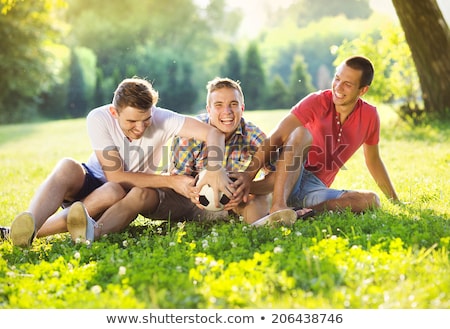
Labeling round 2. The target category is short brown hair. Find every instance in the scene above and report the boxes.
[112,77,159,111]
[206,77,244,105]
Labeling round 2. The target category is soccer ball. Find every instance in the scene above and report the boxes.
[196,170,231,211]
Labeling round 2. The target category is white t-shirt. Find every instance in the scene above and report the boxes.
[85,105,185,182]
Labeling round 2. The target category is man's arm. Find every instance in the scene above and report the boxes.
[363,143,399,201]
[95,116,231,203]
[246,113,302,179]
[176,116,233,205]
[95,148,194,192]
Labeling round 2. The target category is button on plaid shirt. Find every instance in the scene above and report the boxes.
[171,113,269,177]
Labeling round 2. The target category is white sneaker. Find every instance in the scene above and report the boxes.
[67,201,95,243]
[251,209,298,227]
[10,212,36,247]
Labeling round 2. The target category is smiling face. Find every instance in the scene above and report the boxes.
[331,63,369,113]
[207,86,244,140]
[109,105,152,140]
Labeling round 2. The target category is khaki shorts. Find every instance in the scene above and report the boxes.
[148,188,230,222]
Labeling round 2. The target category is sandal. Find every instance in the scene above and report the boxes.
[293,207,316,220]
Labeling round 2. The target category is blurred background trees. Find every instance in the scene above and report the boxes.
[0,0,448,124]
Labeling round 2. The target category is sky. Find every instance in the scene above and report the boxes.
[195,0,450,38]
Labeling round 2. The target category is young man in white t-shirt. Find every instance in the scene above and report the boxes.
[6,77,233,247]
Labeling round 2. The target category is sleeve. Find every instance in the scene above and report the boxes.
[156,108,186,140]
[170,136,198,177]
[86,106,116,151]
[365,107,380,145]
[290,91,324,126]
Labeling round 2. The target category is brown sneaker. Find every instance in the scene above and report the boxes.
[67,201,95,243]
[10,212,36,247]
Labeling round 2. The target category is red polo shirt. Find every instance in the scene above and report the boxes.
[291,89,380,187]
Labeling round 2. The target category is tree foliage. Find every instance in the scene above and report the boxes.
[221,47,242,82]
[0,0,67,123]
[242,43,266,110]
[0,0,448,124]
[288,56,315,105]
[270,0,372,28]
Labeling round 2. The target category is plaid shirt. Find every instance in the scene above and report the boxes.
[171,113,267,177]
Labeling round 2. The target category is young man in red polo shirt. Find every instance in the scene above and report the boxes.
[247,55,399,226]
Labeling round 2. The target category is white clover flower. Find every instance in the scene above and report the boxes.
[195,256,206,265]
[118,266,127,276]
[91,285,102,294]
[274,246,283,253]
[74,252,81,259]
[122,240,128,247]
[169,241,176,247]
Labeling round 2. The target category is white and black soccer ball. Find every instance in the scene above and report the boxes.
[196,170,231,211]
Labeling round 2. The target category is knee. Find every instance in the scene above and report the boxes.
[102,182,126,202]
[51,158,84,182]
[126,187,158,205]
[286,127,312,157]
[290,127,312,147]
[359,191,381,210]
[56,157,80,171]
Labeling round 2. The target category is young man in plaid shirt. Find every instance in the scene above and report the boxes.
[165,77,274,224]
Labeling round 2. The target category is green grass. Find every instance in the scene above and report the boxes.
[0,107,449,309]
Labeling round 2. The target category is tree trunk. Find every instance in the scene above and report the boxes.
[391,0,450,118]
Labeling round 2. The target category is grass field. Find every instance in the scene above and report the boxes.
[0,106,449,309]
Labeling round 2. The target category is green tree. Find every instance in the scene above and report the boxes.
[288,55,315,105]
[262,15,366,91]
[271,0,372,28]
[67,48,88,118]
[242,42,266,110]
[0,0,67,123]
[221,47,242,81]
[65,0,240,113]
[94,69,106,107]
[334,23,423,123]
[266,75,290,109]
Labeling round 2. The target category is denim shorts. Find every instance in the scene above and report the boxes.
[287,168,346,208]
